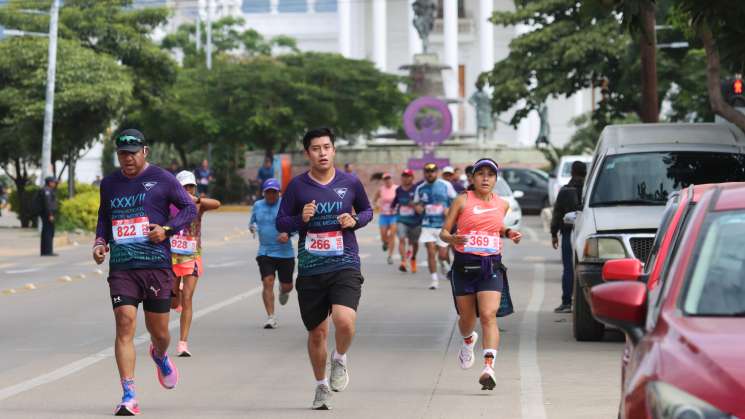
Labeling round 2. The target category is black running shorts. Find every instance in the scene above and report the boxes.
[296,269,364,331]
[256,256,295,284]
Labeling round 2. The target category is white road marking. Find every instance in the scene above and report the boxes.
[519,263,548,419]
[4,268,42,275]
[0,286,263,401]
[206,260,248,268]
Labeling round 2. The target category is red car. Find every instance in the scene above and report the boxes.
[591,183,745,419]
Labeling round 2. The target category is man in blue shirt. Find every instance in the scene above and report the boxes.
[414,163,457,290]
[250,178,295,329]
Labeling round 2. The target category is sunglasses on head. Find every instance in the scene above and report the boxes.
[116,135,144,146]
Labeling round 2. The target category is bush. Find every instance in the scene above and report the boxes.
[9,185,41,228]
[58,191,100,232]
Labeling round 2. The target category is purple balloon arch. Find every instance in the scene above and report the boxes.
[403,96,453,170]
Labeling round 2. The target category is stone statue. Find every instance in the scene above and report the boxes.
[412,0,436,53]
[468,84,494,143]
[536,102,551,146]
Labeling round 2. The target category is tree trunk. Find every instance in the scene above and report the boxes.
[639,1,659,123]
[701,28,745,133]
[68,153,76,198]
[12,157,30,228]
[176,144,189,169]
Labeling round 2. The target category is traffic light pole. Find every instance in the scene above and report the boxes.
[40,0,60,184]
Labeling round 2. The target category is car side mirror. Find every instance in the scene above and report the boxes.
[590,282,647,344]
[602,258,643,282]
[563,211,578,226]
[513,190,525,199]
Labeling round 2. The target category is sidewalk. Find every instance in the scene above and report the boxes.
[0,211,91,259]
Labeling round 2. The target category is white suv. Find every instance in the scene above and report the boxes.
[568,123,745,341]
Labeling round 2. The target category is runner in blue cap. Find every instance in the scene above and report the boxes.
[250,178,295,329]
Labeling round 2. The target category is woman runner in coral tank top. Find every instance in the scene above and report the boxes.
[440,158,522,391]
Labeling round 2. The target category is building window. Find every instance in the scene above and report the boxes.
[278,0,308,13]
[315,0,337,12]
[436,0,465,18]
[242,0,271,13]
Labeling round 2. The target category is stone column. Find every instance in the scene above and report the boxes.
[338,0,353,57]
[408,0,423,56]
[479,0,494,73]
[372,0,387,71]
[270,0,279,14]
[444,0,459,131]
[308,0,316,13]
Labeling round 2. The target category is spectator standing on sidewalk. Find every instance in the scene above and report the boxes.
[258,156,274,186]
[550,161,587,313]
[39,176,59,256]
[195,159,213,197]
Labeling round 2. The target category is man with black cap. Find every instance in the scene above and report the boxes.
[92,128,197,416]
[550,160,587,314]
[39,176,59,256]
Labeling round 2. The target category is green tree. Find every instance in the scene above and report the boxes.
[0,37,131,225]
[672,1,745,132]
[161,16,298,67]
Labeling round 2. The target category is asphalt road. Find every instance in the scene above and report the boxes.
[0,212,623,418]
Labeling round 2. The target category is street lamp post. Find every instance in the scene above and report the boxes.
[40,0,61,184]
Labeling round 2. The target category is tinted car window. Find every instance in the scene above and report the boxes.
[645,194,680,270]
[590,152,745,207]
[683,211,745,316]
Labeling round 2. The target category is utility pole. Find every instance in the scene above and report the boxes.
[40,0,60,184]
[206,0,213,70]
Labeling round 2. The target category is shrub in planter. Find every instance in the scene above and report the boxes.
[58,191,100,232]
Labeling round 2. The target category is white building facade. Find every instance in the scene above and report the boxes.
[164,0,592,148]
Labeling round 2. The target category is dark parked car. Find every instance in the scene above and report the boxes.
[500,168,549,213]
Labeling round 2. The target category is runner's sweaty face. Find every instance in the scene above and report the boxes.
[117,147,148,178]
[264,189,279,205]
[473,167,497,194]
[305,136,335,172]
[424,168,438,183]
[401,174,413,187]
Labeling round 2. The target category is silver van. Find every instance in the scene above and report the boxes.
[568,123,745,341]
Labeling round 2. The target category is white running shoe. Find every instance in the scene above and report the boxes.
[458,332,478,369]
[263,316,278,329]
[479,362,497,390]
[329,352,349,392]
[312,384,332,410]
[387,255,394,265]
[429,279,439,290]
[279,290,290,306]
[439,260,451,275]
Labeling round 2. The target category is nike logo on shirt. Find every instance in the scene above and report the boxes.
[473,206,500,215]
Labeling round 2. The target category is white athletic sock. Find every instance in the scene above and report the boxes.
[333,351,347,364]
[316,378,329,387]
[483,349,497,359]
[431,272,439,281]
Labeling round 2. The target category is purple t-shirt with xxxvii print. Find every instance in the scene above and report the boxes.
[95,165,197,272]
[276,170,373,276]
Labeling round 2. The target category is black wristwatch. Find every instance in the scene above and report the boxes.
[162,225,175,237]
[503,228,512,238]
[352,215,360,227]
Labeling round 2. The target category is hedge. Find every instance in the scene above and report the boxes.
[58,190,100,232]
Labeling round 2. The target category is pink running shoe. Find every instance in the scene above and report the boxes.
[114,399,140,416]
[149,344,179,389]
[177,341,191,357]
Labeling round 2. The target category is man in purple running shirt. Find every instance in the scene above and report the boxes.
[277,127,373,410]
[93,129,197,416]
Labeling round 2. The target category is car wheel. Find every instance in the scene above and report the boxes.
[572,275,605,342]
